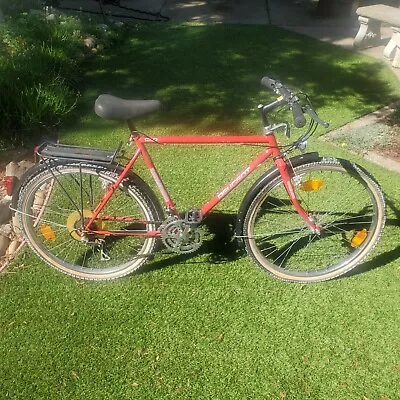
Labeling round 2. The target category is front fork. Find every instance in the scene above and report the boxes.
[274,156,320,234]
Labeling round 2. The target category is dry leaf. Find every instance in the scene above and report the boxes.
[279,392,286,398]
[71,371,79,379]
[304,387,312,395]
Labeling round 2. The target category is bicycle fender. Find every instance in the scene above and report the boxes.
[235,152,321,247]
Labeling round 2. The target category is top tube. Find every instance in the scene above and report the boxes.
[137,135,274,144]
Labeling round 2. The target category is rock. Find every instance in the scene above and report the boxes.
[33,190,46,210]
[5,161,19,177]
[5,161,25,179]
[12,215,22,237]
[18,160,35,173]
[0,198,11,225]
[0,234,10,258]
[0,223,12,237]
[7,239,22,257]
[84,36,97,48]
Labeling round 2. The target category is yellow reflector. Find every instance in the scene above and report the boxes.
[40,224,56,241]
[300,179,324,192]
[351,229,367,248]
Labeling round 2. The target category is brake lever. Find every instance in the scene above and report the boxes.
[303,105,329,128]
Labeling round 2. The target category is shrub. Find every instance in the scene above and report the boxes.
[0,12,119,148]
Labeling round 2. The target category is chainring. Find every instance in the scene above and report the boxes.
[160,216,202,254]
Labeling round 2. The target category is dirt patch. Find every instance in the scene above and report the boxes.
[374,122,400,164]
[323,104,400,170]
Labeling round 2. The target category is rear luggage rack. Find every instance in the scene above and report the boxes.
[36,142,121,164]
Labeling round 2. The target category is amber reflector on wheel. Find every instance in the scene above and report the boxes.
[299,179,324,192]
[351,229,367,248]
[40,224,56,241]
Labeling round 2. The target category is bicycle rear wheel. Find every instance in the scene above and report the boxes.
[17,162,163,280]
[242,158,385,283]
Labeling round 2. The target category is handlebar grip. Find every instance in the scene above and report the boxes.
[261,76,277,91]
[261,76,306,127]
[261,76,291,99]
[291,102,306,128]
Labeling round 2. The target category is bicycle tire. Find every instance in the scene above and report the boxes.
[241,158,385,283]
[17,162,164,280]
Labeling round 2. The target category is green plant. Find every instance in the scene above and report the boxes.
[0,13,122,148]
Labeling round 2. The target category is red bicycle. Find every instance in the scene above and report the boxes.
[14,77,385,282]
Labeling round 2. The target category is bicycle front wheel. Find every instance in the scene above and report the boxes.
[242,158,385,283]
[17,162,163,280]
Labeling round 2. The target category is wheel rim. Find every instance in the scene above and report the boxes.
[20,166,156,278]
[245,164,383,280]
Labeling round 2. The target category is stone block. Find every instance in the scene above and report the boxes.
[0,198,11,225]
[0,234,10,258]
[7,239,22,258]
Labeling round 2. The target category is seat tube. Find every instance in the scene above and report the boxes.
[136,141,176,211]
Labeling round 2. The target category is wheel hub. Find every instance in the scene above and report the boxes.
[66,210,106,241]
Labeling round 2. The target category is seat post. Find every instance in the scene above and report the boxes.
[127,119,137,133]
[127,120,141,141]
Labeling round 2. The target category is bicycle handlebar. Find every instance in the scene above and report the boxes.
[261,77,328,129]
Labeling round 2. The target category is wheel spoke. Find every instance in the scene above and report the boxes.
[244,160,384,282]
[18,164,160,279]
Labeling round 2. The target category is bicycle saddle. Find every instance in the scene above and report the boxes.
[94,94,161,121]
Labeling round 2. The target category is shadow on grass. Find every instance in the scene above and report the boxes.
[61,23,400,140]
[139,212,243,274]
[140,194,400,278]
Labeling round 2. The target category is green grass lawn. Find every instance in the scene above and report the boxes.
[1,23,400,399]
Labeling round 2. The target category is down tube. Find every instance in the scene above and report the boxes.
[201,148,273,215]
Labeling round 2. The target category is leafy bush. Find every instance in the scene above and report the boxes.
[0,12,119,148]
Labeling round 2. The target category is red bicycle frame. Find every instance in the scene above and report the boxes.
[85,133,318,235]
